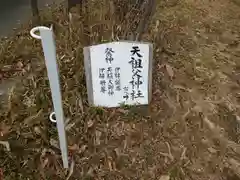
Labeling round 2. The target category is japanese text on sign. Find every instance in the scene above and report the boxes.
[99,47,121,96]
[124,46,144,100]
[85,41,152,107]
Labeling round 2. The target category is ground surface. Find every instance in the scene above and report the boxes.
[0,0,240,179]
[0,0,62,37]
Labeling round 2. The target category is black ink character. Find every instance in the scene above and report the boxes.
[123,86,128,91]
[129,57,143,69]
[105,47,114,54]
[107,67,113,79]
[105,48,114,64]
[132,69,143,89]
[123,93,129,100]
[129,78,135,89]
[136,90,144,98]
[131,46,142,58]
[130,90,136,100]
[116,86,121,91]
[108,89,114,96]
[99,68,105,79]
[135,79,143,89]
[108,80,114,96]
[114,67,121,78]
[123,86,129,100]
[100,80,106,93]
[115,79,121,91]
[115,79,121,85]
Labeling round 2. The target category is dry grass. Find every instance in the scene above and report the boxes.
[0,0,240,179]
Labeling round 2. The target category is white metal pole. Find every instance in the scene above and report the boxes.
[30,26,69,168]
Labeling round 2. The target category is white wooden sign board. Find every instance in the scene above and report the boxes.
[84,41,153,107]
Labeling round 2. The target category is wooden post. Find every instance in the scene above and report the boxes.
[30,0,40,24]
[136,0,156,41]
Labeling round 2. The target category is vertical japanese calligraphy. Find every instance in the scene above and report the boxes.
[107,67,114,95]
[115,67,121,91]
[123,86,129,100]
[124,46,144,100]
[99,68,106,93]
[105,48,114,64]
[98,47,121,96]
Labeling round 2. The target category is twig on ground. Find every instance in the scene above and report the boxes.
[66,158,75,180]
